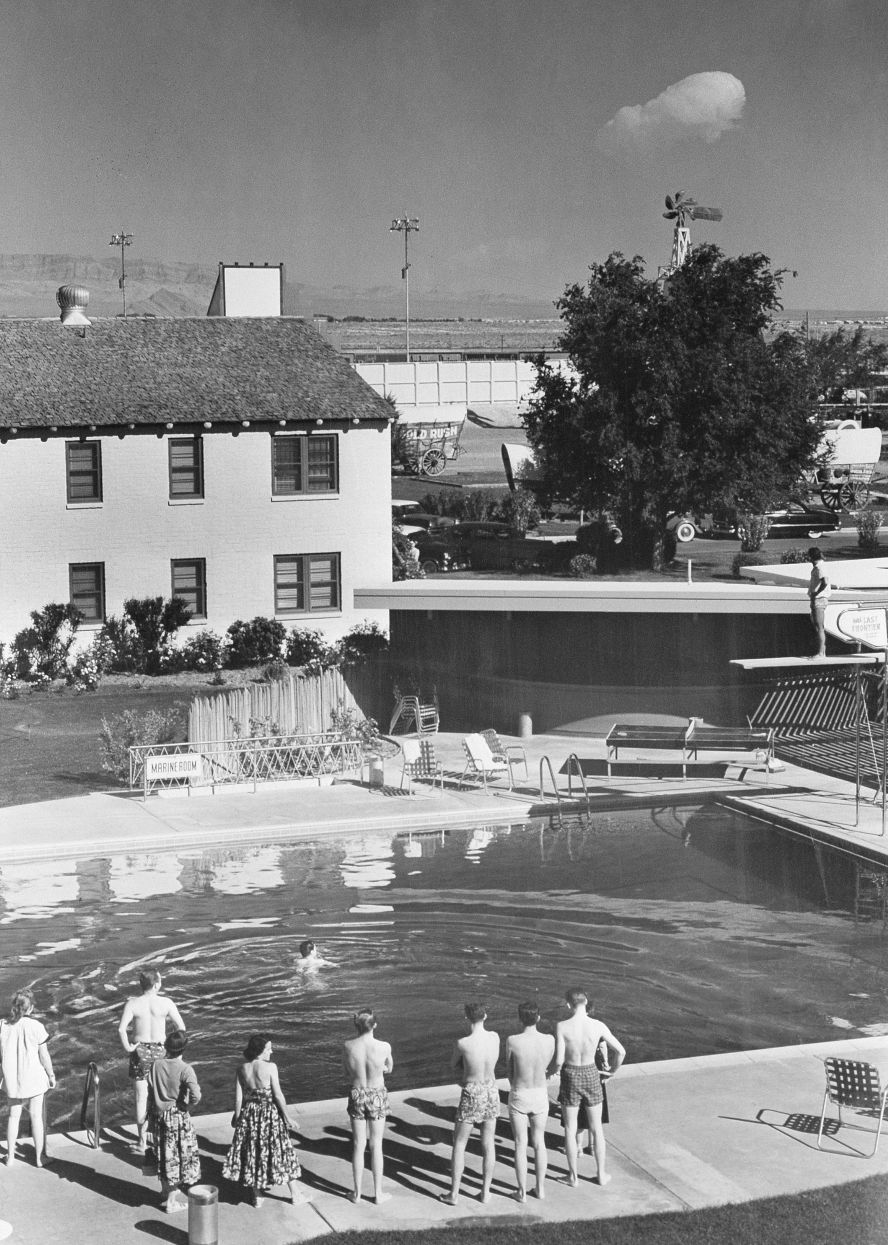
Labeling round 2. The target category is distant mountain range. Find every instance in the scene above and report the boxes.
[0,254,559,321]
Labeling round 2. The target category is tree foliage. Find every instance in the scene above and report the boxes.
[523,246,823,567]
[806,325,888,403]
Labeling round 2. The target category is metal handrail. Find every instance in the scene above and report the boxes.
[80,1061,101,1148]
[565,753,591,815]
[539,756,563,818]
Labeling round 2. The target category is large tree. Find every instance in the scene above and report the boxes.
[523,246,822,568]
[806,324,888,403]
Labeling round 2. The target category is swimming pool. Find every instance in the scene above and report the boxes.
[2,803,887,1131]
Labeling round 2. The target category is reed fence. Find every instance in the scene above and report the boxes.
[187,667,365,744]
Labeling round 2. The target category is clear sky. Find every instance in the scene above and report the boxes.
[1,0,885,309]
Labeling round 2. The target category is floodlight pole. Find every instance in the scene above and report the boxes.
[390,215,419,362]
[109,230,133,317]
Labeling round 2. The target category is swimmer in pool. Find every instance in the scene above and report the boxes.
[342,1008,393,1205]
[441,1001,501,1206]
[553,988,625,1187]
[506,1001,555,1202]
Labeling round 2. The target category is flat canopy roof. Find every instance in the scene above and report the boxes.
[730,654,883,669]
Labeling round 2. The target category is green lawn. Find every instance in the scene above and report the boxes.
[329,1172,888,1245]
[0,679,215,807]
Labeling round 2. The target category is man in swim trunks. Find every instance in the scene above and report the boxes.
[117,969,186,1153]
[554,987,625,1187]
[506,1001,555,1202]
[441,1002,501,1206]
[342,1008,393,1205]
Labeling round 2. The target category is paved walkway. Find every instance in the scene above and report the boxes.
[2,1037,888,1243]
[3,732,888,1240]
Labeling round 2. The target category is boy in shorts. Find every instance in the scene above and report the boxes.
[118,970,186,1154]
[343,1008,393,1205]
[554,988,625,1186]
[441,1002,501,1205]
[506,1001,555,1201]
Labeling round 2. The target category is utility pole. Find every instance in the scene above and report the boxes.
[109,230,133,317]
[390,215,419,362]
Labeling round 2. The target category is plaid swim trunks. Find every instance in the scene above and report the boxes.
[347,1086,389,1121]
[128,1041,166,1082]
[558,1062,603,1109]
[456,1080,500,1123]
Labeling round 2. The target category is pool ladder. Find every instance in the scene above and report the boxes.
[80,1061,102,1148]
[539,754,592,819]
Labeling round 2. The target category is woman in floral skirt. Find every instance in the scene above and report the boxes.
[223,1033,309,1207]
[146,1029,201,1213]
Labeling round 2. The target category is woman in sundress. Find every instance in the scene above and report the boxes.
[146,1029,201,1213]
[223,1033,309,1207]
[1,988,55,1167]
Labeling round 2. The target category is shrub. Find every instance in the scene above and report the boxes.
[225,617,287,667]
[179,629,224,673]
[97,615,141,673]
[497,489,542,533]
[285,627,333,669]
[736,513,772,552]
[568,553,597,578]
[66,649,102,692]
[330,700,381,748]
[12,602,82,680]
[124,596,192,675]
[732,551,769,578]
[336,622,389,665]
[261,658,289,682]
[99,703,187,783]
[780,547,810,564]
[857,510,883,551]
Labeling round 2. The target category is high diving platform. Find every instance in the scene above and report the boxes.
[730,654,883,670]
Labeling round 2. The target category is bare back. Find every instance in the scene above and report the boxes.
[454,1028,500,1085]
[507,1029,555,1090]
[556,1013,613,1066]
[343,1032,392,1089]
[239,1058,275,1093]
[122,992,183,1044]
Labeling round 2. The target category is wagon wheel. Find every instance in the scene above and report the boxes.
[820,488,843,512]
[420,447,447,476]
[838,480,869,511]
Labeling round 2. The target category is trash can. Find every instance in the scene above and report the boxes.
[518,712,533,739]
[366,755,385,789]
[188,1184,219,1245]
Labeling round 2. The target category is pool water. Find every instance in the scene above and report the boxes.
[2,804,888,1131]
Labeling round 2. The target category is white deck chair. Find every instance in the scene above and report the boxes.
[460,733,512,791]
[818,1057,888,1156]
[399,738,444,794]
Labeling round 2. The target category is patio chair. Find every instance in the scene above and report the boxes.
[399,738,444,794]
[481,728,528,781]
[460,733,513,791]
[817,1057,888,1156]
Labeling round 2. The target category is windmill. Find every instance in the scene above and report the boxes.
[659,191,723,278]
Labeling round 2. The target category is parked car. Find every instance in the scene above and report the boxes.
[414,521,556,573]
[699,501,843,540]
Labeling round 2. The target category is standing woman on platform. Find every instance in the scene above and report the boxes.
[0,988,55,1167]
[223,1034,310,1208]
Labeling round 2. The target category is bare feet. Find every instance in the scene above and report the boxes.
[596,1172,612,1186]
[349,1191,361,1204]
[564,1172,578,1187]
[514,1189,526,1203]
[439,1193,459,1206]
[532,1188,546,1200]
[479,1191,491,1204]
[373,1192,392,1205]
[162,1200,187,1214]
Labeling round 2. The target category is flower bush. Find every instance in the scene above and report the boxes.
[99,703,188,783]
[857,510,883,551]
[225,617,287,667]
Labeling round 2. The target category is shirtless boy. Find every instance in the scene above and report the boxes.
[441,1002,501,1206]
[554,988,625,1186]
[342,1008,393,1205]
[506,1001,555,1202]
[117,970,186,1152]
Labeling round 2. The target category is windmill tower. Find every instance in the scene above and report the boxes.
[659,191,723,279]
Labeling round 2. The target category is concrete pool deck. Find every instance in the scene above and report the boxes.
[3,1037,888,1243]
[3,731,888,1240]
[2,729,888,867]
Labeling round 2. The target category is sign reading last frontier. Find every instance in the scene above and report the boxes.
[146,753,202,781]
[835,608,888,650]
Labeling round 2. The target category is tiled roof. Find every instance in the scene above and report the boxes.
[0,316,394,430]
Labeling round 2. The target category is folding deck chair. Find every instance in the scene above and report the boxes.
[481,728,528,781]
[817,1057,888,1156]
[460,733,513,791]
[399,738,444,794]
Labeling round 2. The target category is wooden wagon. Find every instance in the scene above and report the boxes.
[395,406,466,477]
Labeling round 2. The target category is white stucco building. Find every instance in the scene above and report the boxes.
[0,287,393,646]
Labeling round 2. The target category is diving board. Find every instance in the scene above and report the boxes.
[730,655,883,670]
